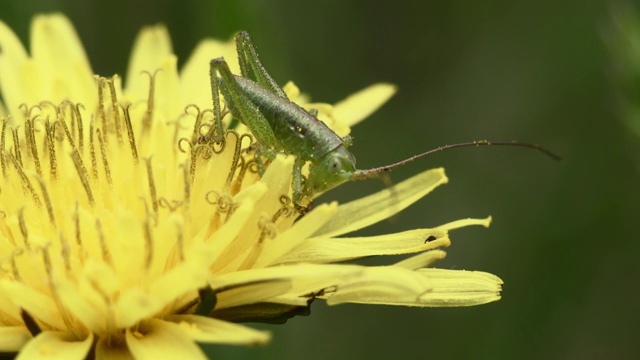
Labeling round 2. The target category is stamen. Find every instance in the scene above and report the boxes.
[17,208,29,248]
[170,116,189,157]
[180,163,190,209]
[144,157,158,214]
[88,117,98,180]
[10,249,23,281]
[45,118,58,180]
[60,101,76,150]
[95,219,113,266]
[230,157,246,195]
[8,154,42,208]
[0,117,8,178]
[74,202,82,247]
[0,211,17,247]
[72,151,95,206]
[18,104,29,119]
[73,103,85,153]
[121,103,139,164]
[238,214,276,270]
[41,246,80,336]
[59,232,73,273]
[96,129,112,185]
[106,77,123,143]
[96,76,109,148]
[58,116,93,184]
[39,100,59,118]
[143,219,153,271]
[87,277,117,333]
[12,127,23,168]
[140,70,159,136]
[177,137,192,154]
[24,117,42,177]
[185,104,202,142]
[56,114,76,149]
[187,143,198,182]
[272,195,294,222]
[25,104,42,120]
[35,176,56,226]
[205,191,237,226]
[175,221,185,263]
[158,197,182,212]
[205,212,222,239]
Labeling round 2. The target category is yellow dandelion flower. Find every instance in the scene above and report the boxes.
[0,14,502,359]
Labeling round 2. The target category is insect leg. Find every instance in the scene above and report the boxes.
[235,31,288,100]
[210,58,280,149]
[253,146,279,175]
[207,61,225,143]
[291,157,305,205]
[292,157,314,215]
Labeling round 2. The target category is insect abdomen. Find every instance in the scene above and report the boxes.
[234,76,343,160]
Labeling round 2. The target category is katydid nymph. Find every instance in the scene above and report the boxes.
[205,31,560,211]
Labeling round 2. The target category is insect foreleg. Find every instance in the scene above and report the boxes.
[291,157,305,205]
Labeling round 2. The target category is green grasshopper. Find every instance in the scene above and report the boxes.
[206,32,559,209]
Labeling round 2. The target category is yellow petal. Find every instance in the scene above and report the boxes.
[0,18,30,114]
[212,156,294,273]
[154,55,182,123]
[126,319,206,360]
[333,83,397,127]
[209,263,359,291]
[276,228,449,264]
[30,13,95,105]
[95,335,134,360]
[125,24,172,100]
[16,331,93,360]
[54,276,107,335]
[414,268,503,306]
[439,216,492,231]
[326,266,432,306]
[164,314,270,345]
[254,202,338,267]
[0,327,31,352]
[393,250,447,270]
[180,38,238,110]
[204,181,266,257]
[215,280,292,309]
[328,267,503,307]
[116,244,211,328]
[0,280,65,330]
[314,167,448,237]
[0,280,23,323]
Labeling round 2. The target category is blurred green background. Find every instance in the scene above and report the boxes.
[1,0,638,359]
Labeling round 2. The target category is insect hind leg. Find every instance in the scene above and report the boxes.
[209,58,280,149]
[235,31,288,99]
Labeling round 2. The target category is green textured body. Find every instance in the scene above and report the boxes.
[209,32,358,205]
[229,76,345,162]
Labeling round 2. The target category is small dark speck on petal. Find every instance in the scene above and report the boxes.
[425,235,437,243]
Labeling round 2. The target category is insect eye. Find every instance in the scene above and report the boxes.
[330,157,341,171]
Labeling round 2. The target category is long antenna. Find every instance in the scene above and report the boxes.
[351,140,561,180]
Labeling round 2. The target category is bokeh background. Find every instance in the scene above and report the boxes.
[1,0,638,359]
